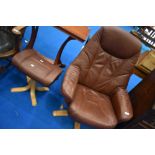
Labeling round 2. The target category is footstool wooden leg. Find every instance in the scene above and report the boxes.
[11,84,30,92]
[11,76,49,106]
[36,87,49,91]
[30,80,37,106]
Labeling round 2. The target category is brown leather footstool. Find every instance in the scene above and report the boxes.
[11,49,62,106]
[12,49,62,86]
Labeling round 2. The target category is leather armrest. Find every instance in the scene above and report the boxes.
[62,65,80,103]
[12,26,26,35]
[111,87,133,123]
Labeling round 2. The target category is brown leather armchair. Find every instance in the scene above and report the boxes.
[56,26,142,128]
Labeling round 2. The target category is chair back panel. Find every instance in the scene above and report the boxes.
[73,27,141,95]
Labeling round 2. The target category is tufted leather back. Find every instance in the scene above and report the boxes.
[73,26,141,95]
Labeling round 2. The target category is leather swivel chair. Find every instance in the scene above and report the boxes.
[0,26,23,73]
[53,26,142,128]
[11,26,62,106]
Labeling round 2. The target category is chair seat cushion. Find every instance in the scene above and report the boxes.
[0,31,15,52]
[12,49,62,86]
[69,84,118,128]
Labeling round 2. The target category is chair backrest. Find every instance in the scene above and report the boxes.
[73,26,142,95]
[0,26,16,53]
[0,26,14,33]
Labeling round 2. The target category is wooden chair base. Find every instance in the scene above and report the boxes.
[53,110,69,116]
[52,104,81,129]
[11,76,49,106]
[74,122,80,129]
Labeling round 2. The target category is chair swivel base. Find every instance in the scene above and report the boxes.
[52,104,81,129]
[11,76,49,106]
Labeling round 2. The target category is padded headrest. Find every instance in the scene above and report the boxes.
[98,26,141,59]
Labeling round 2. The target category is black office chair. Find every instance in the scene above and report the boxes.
[0,26,24,73]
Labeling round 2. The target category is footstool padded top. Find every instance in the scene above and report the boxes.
[12,49,62,86]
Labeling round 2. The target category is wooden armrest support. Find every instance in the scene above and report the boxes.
[12,26,26,35]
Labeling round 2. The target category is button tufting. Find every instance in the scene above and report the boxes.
[30,64,35,67]
[40,59,44,63]
[124,112,130,115]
